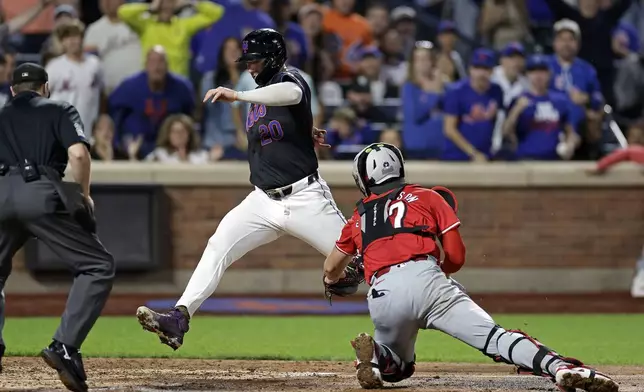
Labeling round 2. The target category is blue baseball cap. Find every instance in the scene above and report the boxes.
[525,55,550,71]
[501,42,525,57]
[438,20,457,34]
[470,48,496,69]
[613,23,640,53]
[358,46,382,59]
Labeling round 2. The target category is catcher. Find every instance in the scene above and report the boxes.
[322,143,618,392]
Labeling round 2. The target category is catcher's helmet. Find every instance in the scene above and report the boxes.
[237,28,287,86]
[352,143,405,197]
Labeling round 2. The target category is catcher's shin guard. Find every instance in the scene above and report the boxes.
[375,344,415,383]
[480,325,570,380]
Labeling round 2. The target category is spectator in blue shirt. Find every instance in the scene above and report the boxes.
[503,55,579,161]
[191,0,274,76]
[549,19,604,158]
[526,0,553,25]
[108,46,195,158]
[326,107,367,160]
[443,48,504,162]
[401,40,446,160]
[270,0,309,70]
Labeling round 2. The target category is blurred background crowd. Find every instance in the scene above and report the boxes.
[2,0,644,166]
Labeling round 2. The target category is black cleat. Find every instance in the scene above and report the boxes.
[0,344,5,373]
[40,341,88,392]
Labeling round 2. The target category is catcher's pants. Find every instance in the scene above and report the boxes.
[368,258,567,377]
[176,173,346,317]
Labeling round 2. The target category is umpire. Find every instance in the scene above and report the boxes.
[0,63,114,392]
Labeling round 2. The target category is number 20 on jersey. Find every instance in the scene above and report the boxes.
[247,104,284,146]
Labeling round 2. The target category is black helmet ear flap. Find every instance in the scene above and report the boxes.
[352,145,371,197]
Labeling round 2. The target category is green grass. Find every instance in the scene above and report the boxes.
[4,314,643,365]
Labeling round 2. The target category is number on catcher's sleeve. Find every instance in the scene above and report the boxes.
[388,201,406,228]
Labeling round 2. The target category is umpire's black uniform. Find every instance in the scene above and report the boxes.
[0,64,114,392]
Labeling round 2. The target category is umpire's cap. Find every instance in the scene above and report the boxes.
[12,63,48,85]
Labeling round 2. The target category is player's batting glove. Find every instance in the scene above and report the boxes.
[431,186,458,213]
[312,127,331,148]
[323,255,365,305]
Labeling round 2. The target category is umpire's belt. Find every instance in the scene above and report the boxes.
[262,172,319,200]
[0,165,61,178]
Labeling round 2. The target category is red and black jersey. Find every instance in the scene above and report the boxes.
[336,184,461,282]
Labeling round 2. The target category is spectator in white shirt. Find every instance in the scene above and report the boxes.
[491,42,529,108]
[490,42,528,153]
[146,114,210,164]
[84,0,142,94]
[41,4,80,66]
[46,20,104,139]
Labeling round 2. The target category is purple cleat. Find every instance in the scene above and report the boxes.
[136,306,189,350]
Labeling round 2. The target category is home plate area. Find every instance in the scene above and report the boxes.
[1,358,642,391]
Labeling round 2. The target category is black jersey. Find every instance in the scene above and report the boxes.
[0,91,89,176]
[245,67,318,190]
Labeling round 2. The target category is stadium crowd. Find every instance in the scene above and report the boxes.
[1,0,644,166]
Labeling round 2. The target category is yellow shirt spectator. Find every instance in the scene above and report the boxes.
[118,0,224,77]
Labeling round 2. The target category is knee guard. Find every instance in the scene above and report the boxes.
[376,346,415,383]
[480,325,580,379]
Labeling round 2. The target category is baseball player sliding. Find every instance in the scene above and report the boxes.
[135,28,361,349]
[323,143,618,392]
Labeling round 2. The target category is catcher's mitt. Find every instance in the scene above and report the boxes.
[324,255,365,304]
[431,186,458,213]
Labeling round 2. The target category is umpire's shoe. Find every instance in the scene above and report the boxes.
[41,341,88,392]
[136,306,189,350]
[0,344,5,373]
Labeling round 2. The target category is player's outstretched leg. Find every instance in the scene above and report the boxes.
[136,192,282,350]
[430,297,619,392]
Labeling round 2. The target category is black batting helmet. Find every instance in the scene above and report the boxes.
[237,28,287,87]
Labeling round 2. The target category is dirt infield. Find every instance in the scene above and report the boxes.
[1,359,642,391]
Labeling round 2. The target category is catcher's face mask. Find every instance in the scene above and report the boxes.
[352,143,405,197]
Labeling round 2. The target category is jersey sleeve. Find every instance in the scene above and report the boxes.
[279,72,305,94]
[426,190,461,235]
[335,214,358,255]
[57,103,90,149]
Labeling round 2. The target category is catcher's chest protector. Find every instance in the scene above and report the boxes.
[357,185,434,253]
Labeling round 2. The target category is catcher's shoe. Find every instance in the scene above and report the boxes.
[351,333,383,389]
[136,306,189,350]
[554,365,619,392]
[40,341,88,392]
